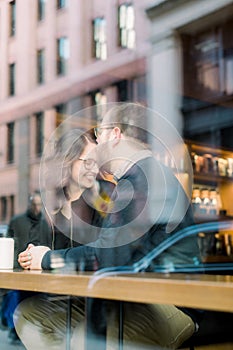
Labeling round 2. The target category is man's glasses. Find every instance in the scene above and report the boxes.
[78,158,97,170]
[94,127,113,138]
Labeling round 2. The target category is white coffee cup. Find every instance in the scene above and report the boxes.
[0,238,14,269]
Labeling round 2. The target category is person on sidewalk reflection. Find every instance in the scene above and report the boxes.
[14,103,201,350]
[1,191,51,343]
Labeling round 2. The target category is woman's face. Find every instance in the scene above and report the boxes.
[71,141,98,190]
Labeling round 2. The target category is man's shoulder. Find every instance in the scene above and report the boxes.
[9,212,28,224]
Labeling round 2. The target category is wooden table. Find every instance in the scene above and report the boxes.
[0,269,233,312]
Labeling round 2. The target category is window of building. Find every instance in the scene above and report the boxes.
[57,0,66,9]
[93,17,107,60]
[182,20,233,100]
[7,122,15,164]
[195,29,222,95]
[55,104,66,127]
[93,91,107,120]
[118,3,135,49]
[57,37,69,75]
[35,112,44,157]
[9,63,15,96]
[0,197,7,221]
[9,0,16,37]
[9,195,15,217]
[37,49,45,84]
[38,0,45,21]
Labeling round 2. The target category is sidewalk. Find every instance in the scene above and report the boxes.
[0,328,25,350]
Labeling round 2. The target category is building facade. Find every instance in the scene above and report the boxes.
[0,0,152,221]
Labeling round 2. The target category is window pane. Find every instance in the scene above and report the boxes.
[37,49,45,84]
[9,63,15,96]
[126,6,134,30]
[35,112,44,156]
[57,37,69,75]
[93,18,107,60]
[9,0,16,36]
[0,197,7,221]
[55,104,66,127]
[38,0,45,21]
[7,122,14,163]
[118,4,135,49]
[57,0,66,9]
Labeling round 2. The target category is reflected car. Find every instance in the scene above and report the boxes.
[93,220,233,278]
[0,224,8,237]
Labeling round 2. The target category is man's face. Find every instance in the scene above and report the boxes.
[95,118,115,173]
[29,195,42,216]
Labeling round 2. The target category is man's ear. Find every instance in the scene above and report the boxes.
[112,127,121,139]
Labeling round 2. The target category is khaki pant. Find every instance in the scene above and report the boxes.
[14,294,195,350]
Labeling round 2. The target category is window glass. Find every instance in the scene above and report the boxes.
[57,37,69,75]
[37,49,45,84]
[93,18,107,60]
[9,0,16,36]
[35,112,44,157]
[9,63,15,96]
[7,122,14,163]
[119,3,135,49]
[57,0,66,9]
[38,0,45,21]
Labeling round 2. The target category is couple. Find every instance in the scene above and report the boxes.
[14,103,200,349]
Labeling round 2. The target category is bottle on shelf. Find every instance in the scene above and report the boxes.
[209,189,219,216]
[191,188,202,215]
[199,188,210,215]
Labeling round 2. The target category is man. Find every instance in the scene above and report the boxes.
[1,191,51,342]
[8,191,52,268]
[15,103,201,349]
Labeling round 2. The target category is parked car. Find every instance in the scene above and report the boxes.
[0,225,8,237]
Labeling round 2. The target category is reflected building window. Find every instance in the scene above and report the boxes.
[94,91,107,120]
[0,197,7,221]
[93,17,107,60]
[55,103,66,128]
[9,63,15,96]
[225,55,233,95]
[7,122,15,164]
[38,0,45,21]
[37,49,45,84]
[35,112,44,157]
[0,195,14,222]
[9,195,15,217]
[183,20,233,100]
[57,37,69,75]
[118,3,135,49]
[9,0,16,37]
[195,29,222,95]
[57,0,66,9]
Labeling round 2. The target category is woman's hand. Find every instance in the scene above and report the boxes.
[18,245,50,270]
[18,244,34,269]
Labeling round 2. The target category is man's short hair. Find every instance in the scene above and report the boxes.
[104,103,149,145]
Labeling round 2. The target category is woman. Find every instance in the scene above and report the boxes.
[19,127,114,266]
[14,128,114,349]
